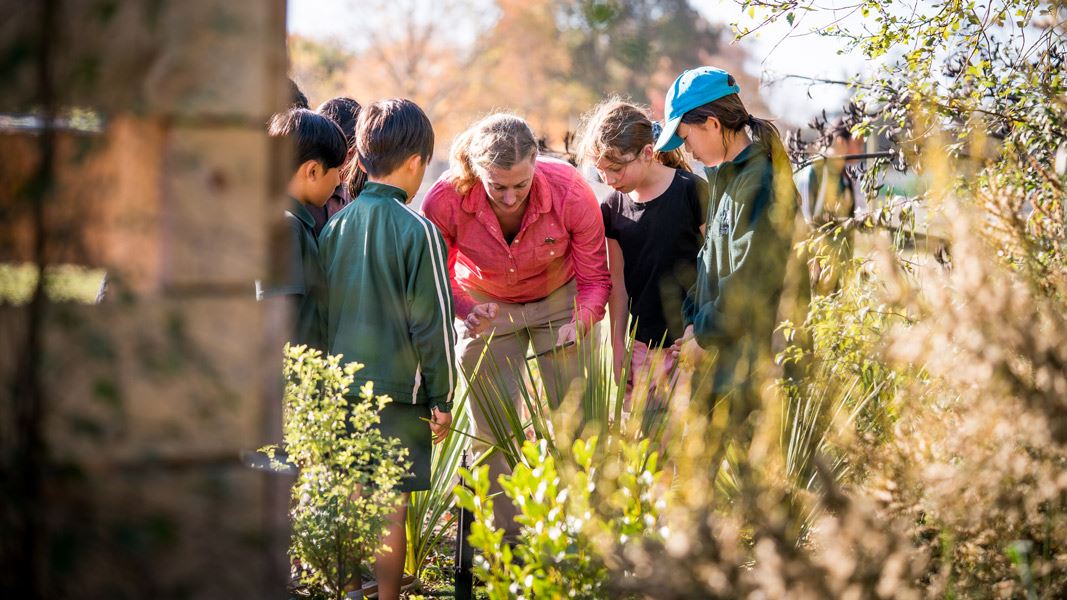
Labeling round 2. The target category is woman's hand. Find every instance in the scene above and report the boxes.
[462,302,499,339]
[555,320,588,348]
[429,407,453,445]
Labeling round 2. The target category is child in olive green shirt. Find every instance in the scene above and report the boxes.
[259,108,347,350]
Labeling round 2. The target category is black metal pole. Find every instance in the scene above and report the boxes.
[7,2,59,598]
[453,450,474,600]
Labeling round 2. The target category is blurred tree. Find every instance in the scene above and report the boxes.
[464,0,592,145]
[467,0,767,145]
[561,0,725,102]
[288,34,354,106]
[347,0,495,117]
[288,0,769,152]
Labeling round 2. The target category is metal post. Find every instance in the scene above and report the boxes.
[453,450,474,600]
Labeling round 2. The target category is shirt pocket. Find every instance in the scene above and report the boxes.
[456,222,504,272]
[534,236,569,263]
[523,217,569,264]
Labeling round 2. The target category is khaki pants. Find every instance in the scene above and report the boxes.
[456,279,581,536]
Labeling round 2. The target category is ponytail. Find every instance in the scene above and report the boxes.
[747,115,791,180]
[681,92,790,174]
[654,148,692,172]
[449,127,480,195]
[345,163,367,198]
[448,113,538,195]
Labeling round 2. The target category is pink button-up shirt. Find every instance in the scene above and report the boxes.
[422,157,610,329]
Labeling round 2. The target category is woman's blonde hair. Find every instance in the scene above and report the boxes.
[577,98,691,172]
[449,113,538,194]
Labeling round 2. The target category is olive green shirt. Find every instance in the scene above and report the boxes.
[684,141,805,393]
[257,198,327,351]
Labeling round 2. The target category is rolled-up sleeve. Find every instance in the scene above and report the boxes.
[564,179,611,329]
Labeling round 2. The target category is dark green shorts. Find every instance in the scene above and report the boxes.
[375,402,432,492]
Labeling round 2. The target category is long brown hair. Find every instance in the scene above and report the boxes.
[577,98,691,172]
[680,81,790,173]
[449,113,538,194]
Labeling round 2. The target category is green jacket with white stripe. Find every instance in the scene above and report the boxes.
[318,182,458,412]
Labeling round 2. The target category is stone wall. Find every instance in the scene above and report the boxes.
[0,1,294,597]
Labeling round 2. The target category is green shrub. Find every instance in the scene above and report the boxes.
[455,436,663,599]
[262,344,408,599]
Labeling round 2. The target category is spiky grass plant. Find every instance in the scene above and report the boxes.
[460,323,687,472]
[404,389,475,579]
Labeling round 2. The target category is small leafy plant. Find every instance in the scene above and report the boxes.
[455,436,663,599]
[262,344,408,599]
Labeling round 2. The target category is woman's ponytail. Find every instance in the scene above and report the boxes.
[449,128,479,195]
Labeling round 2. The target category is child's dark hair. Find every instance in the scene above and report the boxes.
[355,98,434,178]
[680,75,790,172]
[316,97,367,196]
[268,108,347,171]
[822,117,856,151]
[316,97,360,147]
[577,98,691,172]
[288,78,309,109]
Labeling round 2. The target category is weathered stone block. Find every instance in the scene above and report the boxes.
[44,465,286,599]
[145,0,288,119]
[41,296,277,463]
[162,126,272,288]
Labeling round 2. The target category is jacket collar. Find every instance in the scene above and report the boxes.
[288,197,316,230]
[360,181,409,203]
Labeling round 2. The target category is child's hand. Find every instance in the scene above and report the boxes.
[668,324,694,359]
[462,303,499,339]
[669,325,705,367]
[429,407,452,445]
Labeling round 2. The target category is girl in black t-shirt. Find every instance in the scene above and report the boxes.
[577,99,708,409]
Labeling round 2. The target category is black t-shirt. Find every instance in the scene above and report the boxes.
[601,170,709,347]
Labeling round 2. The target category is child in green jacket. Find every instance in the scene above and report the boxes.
[318,98,455,599]
[259,108,347,350]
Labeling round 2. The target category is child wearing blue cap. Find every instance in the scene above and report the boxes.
[657,67,805,395]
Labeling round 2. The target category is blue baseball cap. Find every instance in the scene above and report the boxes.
[654,67,740,152]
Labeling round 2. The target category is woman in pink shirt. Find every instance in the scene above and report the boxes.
[422,113,610,534]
